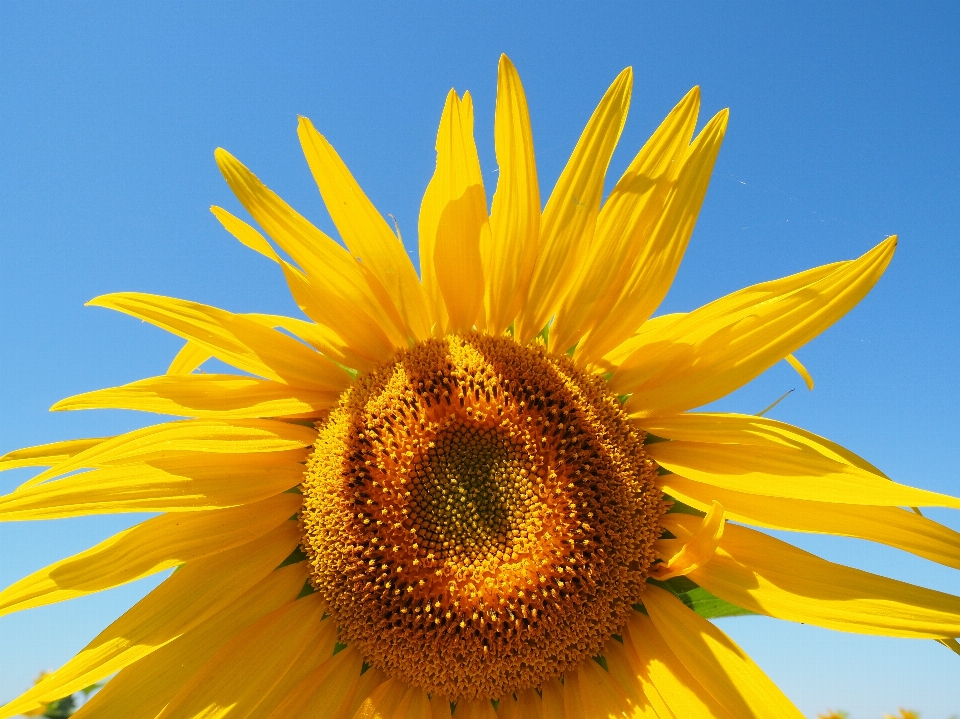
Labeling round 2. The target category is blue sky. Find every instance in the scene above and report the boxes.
[1,3,959,717]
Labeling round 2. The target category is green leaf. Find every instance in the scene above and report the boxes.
[681,587,756,618]
[43,695,76,718]
[646,577,756,619]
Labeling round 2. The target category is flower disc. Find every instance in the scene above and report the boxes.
[300,334,664,701]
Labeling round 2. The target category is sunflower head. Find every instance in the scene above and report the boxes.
[301,333,664,700]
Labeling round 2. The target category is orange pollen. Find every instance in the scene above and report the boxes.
[300,333,664,702]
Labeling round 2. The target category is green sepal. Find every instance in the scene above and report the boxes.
[663,496,706,517]
[276,545,308,568]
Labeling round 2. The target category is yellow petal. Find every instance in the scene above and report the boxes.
[52,374,337,419]
[590,314,686,375]
[298,117,431,342]
[167,340,211,375]
[0,438,109,473]
[614,614,734,719]
[495,688,542,719]
[246,312,360,366]
[210,207,395,369]
[652,501,725,580]
[550,86,701,356]
[72,563,309,719]
[265,649,375,719]
[278,261,394,371]
[429,694,453,719]
[350,678,402,719]
[19,418,315,489]
[564,657,634,719]
[89,292,350,392]
[642,585,803,719]
[215,149,409,348]
[515,68,632,344]
[602,638,676,718]
[556,94,727,360]
[352,678,432,719]
[540,678,565,719]
[681,520,960,639]
[0,494,300,616]
[0,522,299,719]
[419,89,488,333]
[157,594,331,719]
[484,54,541,336]
[614,237,897,415]
[641,412,960,508]
[1,454,306,520]
[783,354,814,390]
[662,473,960,571]
[457,700,497,719]
[245,626,348,719]
[211,205,282,262]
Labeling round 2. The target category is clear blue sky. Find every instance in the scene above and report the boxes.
[1,3,959,717]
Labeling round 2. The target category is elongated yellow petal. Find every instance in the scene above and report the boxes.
[2,454,305,520]
[429,695,453,719]
[485,54,541,335]
[614,237,896,415]
[279,261,394,370]
[496,688,543,719]
[262,648,373,719]
[167,340,211,375]
[89,292,350,392]
[602,638,676,719]
[0,438,109,472]
[245,626,348,719]
[419,89,489,333]
[614,614,734,719]
[455,699,496,719]
[784,354,814,390]
[73,563,310,719]
[215,149,409,348]
[643,585,803,719]
[0,494,300,616]
[210,207,395,369]
[641,413,960,508]
[662,473,960,571]
[556,94,727,360]
[211,205,282,262]
[515,68,632,343]
[653,501,725,580]
[352,678,421,719]
[245,313,341,355]
[19,418,315,489]
[679,520,960,639]
[564,655,635,719]
[298,117,431,342]
[157,594,332,719]
[590,314,686,374]
[52,374,337,419]
[550,86,701,356]
[540,678,564,719]
[0,522,299,719]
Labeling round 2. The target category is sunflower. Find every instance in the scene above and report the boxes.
[2,54,959,719]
